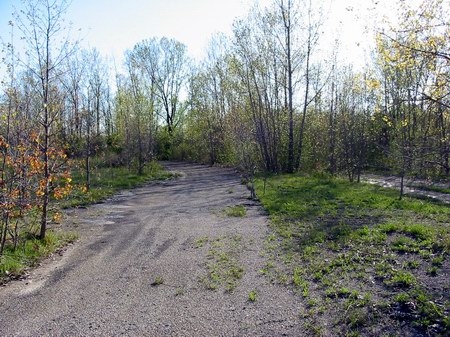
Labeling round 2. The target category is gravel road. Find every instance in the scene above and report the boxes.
[362,174,450,204]
[0,162,304,337]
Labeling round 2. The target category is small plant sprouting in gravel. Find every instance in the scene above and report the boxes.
[201,235,245,292]
[151,276,164,286]
[175,287,185,296]
[248,289,257,302]
[194,236,209,248]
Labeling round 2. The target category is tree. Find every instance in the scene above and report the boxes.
[15,0,75,239]
[133,38,189,136]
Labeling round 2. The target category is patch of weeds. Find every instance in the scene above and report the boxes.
[431,255,445,267]
[304,320,323,336]
[426,266,439,276]
[277,272,290,284]
[194,236,209,248]
[404,260,420,269]
[337,287,352,298]
[391,236,419,253]
[419,249,432,259]
[293,267,309,297]
[375,261,393,280]
[343,307,369,329]
[402,223,432,241]
[224,205,247,217]
[255,173,450,336]
[62,161,174,208]
[0,230,78,282]
[201,235,244,292]
[378,223,400,234]
[151,276,164,286]
[393,289,447,335]
[307,298,318,308]
[385,271,416,288]
[248,289,257,302]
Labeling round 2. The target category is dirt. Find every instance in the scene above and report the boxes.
[0,162,305,337]
[362,173,450,204]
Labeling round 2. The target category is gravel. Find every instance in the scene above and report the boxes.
[0,162,305,337]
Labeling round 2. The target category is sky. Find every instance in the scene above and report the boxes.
[0,0,395,76]
[0,0,267,62]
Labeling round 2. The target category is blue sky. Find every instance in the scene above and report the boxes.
[0,0,260,62]
[0,0,396,78]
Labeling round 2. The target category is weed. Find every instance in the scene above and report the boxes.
[194,236,209,248]
[404,260,420,269]
[345,307,369,329]
[426,266,439,276]
[386,271,416,288]
[255,173,450,336]
[431,255,444,267]
[391,236,418,253]
[248,289,257,302]
[293,267,309,297]
[202,236,244,292]
[151,276,164,286]
[175,287,185,296]
[224,205,247,217]
[337,287,352,298]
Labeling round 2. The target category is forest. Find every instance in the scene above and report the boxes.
[1,0,448,240]
[0,0,449,335]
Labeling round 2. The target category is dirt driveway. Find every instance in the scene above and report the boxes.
[0,162,304,336]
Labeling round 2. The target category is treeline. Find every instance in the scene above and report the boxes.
[183,0,449,181]
[0,0,449,244]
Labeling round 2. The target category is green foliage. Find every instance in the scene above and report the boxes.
[151,276,164,286]
[248,289,257,302]
[63,160,173,208]
[256,173,450,336]
[0,230,78,282]
[201,236,244,292]
[224,205,246,217]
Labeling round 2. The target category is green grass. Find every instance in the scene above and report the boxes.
[62,161,174,208]
[224,205,247,217]
[0,230,78,282]
[201,235,244,292]
[410,184,450,195]
[255,173,450,336]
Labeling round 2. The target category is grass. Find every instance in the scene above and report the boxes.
[223,205,247,217]
[410,184,450,195]
[0,230,78,282]
[201,235,244,292]
[255,173,449,337]
[62,160,174,208]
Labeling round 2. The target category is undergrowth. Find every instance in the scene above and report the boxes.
[0,230,78,283]
[61,160,174,208]
[256,173,449,336]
